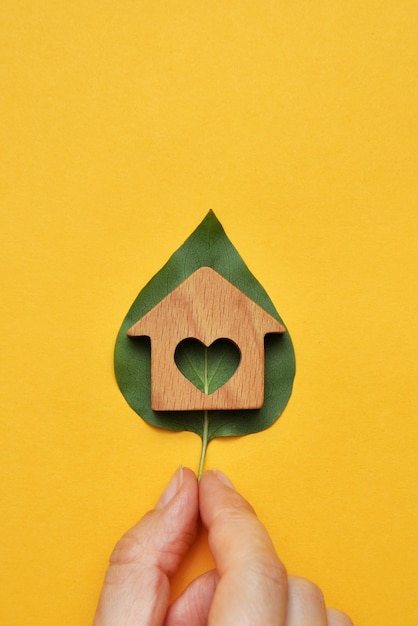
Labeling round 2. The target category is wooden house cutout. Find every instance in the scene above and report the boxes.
[127,267,286,411]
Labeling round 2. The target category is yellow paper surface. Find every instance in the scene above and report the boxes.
[1,2,417,624]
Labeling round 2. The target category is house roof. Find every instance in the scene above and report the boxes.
[127,266,285,344]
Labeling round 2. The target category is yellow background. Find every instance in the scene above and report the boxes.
[1,1,417,624]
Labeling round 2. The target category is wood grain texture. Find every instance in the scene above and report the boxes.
[127,267,285,411]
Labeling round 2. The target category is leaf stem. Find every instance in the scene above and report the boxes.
[198,410,209,480]
[198,348,210,481]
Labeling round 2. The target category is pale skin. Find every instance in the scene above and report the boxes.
[93,467,353,626]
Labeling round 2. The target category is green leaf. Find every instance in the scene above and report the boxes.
[174,338,241,395]
[114,211,296,475]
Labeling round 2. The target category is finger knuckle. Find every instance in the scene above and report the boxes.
[290,576,326,606]
[327,607,355,626]
[249,553,287,589]
[110,532,144,565]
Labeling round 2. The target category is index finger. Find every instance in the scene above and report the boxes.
[93,467,198,626]
[199,470,287,626]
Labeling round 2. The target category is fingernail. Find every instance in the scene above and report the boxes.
[211,469,235,489]
[156,466,184,509]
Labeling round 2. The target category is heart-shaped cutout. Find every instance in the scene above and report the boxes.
[174,338,241,395]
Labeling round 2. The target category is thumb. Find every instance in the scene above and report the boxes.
[93,467,198,626]
[199,469,287,626]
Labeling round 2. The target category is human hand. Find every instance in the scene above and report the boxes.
[93,467,353,625]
